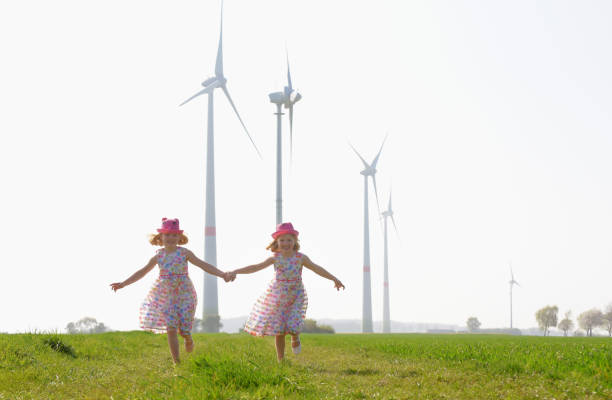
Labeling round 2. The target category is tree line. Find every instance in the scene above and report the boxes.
[65,317,111,334]
[536,303,612,336]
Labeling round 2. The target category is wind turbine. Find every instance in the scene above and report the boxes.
[381,191,399,333]
[268,54,302,225]
[179,4,260,332]
[509,262,520,329]
[351,137,386,333]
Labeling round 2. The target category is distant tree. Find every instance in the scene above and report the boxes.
[577,308,603,337]
[302,319,335,334]
[601,303,612,337]
[557,311,574,336]
[65,317,110,334]
[66,322,78,334]
[535,305,558,336]
[193,318,204,332]
[92,323,109,333]
[466,317,481,332]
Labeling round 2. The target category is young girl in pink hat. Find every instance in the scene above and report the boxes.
[230,222,345,361]
[110,218,234,364]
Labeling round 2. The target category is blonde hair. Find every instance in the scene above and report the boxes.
[266,234,300,252]
[149,233,189,246]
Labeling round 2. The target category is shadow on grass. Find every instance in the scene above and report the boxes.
[342,368,379,376]
[42,335,76,358]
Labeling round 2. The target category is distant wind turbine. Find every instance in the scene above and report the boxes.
[351,137,386,333]
[268,54,302,225]
[509,262,520,329]
[381,191,399,333]
[179,3,260,332]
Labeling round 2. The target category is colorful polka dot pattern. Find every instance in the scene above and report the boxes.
[244,252,308,336]
[139,247,197,334]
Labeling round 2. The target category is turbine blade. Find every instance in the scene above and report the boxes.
[221,85,262,158]
[371,133,388,169]
[391,214,400,236]
[286,53,293,91]
[349,143,370,170]
[289,104,294,165]
[179,87,211,107]
[371,175,382,215]
[215,4,224,77]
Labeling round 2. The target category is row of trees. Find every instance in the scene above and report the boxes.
[66,317,111,334]
[535,304,612,336]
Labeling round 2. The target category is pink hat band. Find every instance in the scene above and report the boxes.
[157,218,183,234]
[272,222,299,239]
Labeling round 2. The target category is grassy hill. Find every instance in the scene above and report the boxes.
[1,332,610,399]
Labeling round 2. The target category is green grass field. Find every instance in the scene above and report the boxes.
[1,332,610,399]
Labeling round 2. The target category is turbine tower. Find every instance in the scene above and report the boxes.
[268,54,302,225]
[351,137,385,333]
[381,192,398,333]
[509,262,520,329]
[179,4,260,332]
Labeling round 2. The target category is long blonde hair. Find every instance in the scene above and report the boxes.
[149,233,189,246]
[266,234,300,252]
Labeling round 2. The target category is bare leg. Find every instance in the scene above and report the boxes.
[275,335,286,361]
[167,328,180,364]
[291,333,301,354]
[180,331,194,353]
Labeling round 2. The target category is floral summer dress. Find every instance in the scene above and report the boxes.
[139,247,197,334]
[244,252,308,336]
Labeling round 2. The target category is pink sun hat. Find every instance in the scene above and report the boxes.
[272,222,299,239]
[157,218,183,234]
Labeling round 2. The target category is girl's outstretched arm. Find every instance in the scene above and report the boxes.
[110,255,157,291]
[302,255,345,291]
[185,249,231,280]
[232,257,275,275]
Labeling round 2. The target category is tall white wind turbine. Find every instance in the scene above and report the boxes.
[179,5,260,332]
[268,55,302,224]
[509,262,520,329]
[351,137,386,333]
[381,192,399,333]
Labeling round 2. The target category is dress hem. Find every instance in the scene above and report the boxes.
[244,329,302,337]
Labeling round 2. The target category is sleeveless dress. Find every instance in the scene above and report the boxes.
[244,252,308,336]
[139,247,197,334]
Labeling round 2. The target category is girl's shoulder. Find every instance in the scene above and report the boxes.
[177,246,192,257]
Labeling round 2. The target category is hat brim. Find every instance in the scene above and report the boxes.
[157,229,184,234]
[272,230,299,239]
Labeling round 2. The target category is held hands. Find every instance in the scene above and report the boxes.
[110,282,125,292]
[333,278,345,291]
[222,271,237,283]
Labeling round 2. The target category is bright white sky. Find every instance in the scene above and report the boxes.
[1,1,611,333]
